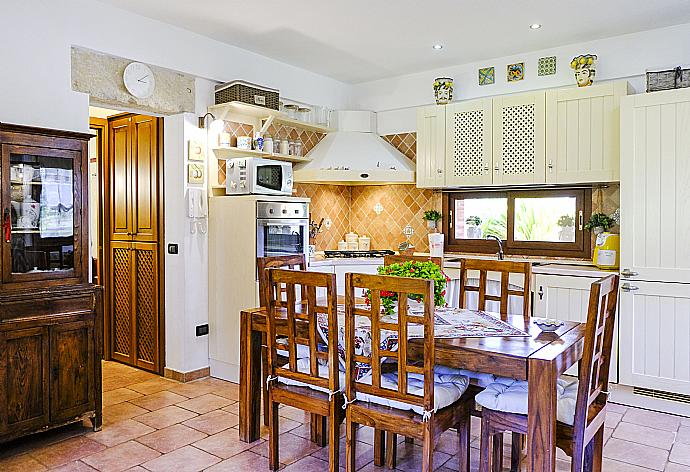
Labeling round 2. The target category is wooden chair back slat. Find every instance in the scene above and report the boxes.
[573,274,619,435]
[266,269,338,392]
[458,258,532,320]
[384,254,443,269]
[257,255,307,308]
[344,273,435,412]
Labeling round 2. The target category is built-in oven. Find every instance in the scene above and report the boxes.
[256,201,309,264]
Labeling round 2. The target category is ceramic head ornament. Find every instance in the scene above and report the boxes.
[571,54,597,87]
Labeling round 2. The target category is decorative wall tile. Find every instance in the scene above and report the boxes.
[478,67,495,86]
[293,183,351,251]
[381,132,416,161]
[538,56,557,76]
[507,62,525,82]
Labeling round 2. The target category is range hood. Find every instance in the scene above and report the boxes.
[293,110,415,185]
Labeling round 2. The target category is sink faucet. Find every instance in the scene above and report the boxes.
[485,235,504,260]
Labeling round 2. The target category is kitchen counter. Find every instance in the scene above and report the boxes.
[532,263,616,278]
[309,256,384,267]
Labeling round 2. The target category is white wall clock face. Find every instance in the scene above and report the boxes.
[123,62,156,99]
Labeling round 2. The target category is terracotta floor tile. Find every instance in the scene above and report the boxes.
[135,423,207,453]
[141,445,221,472]
[602,458,661,470]
[212,382,240,401]
[129,390,188,411]
[103,402,150,426]
[50,460,99,471]
[175,393,232,414]
[167,381,218,399]
[221,403,239,415]
[607,403,629,415]
[678,426,690,445]
[278,405,311,423]
[103,388,143,407]
[282,455,331,471]
[81,440,160,472]
[182,410,239,435]
[0,423,92,459]
[0,453,47,472]
[604,438,669,470]
[311,437,373,469]
[612,421,676,450]
[392,442,452,471]
[666,462,690,472]
[30,436,106,469]
[88,420,155,447]
[671,442,690,467]
[250,432,323,465]
[135,405,198,429]
[204,451,269,472]
[192,428,263,459]
[622,408,681,432]
[605,410,624,428]
[127,378,179,396]
[259,416,302,439]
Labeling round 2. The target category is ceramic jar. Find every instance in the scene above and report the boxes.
[433,77,454,105]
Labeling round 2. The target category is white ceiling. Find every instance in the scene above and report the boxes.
[97,0,690,83]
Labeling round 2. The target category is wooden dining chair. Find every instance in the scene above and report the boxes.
[476,274,620,472]
[458,258,532,320]
[343,273,473,472]
[264,268,344,471]
[384,253,443,269]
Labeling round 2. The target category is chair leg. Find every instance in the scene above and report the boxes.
[457,416,471,472]
[492,433,504,472]
[373,429,385,466]
[386,432,398,469]
[582,426,605,472]
[510,432,523,471]
[328,414,340,472]
[479,413,491,472]
[346,416,357,472]
[422,422,434,472]
[267,397,280,471]
[261,344,269,427]
[310,414,327,447]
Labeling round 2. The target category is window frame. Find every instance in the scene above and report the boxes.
[442,188,592,259]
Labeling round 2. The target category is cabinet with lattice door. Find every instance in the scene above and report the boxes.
[444,99,493,186]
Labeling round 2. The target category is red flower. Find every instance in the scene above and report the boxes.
[441,290,446,296]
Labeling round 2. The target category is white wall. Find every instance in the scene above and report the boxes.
[355,23,690,134]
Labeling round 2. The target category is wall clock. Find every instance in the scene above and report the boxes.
[123,62,156,99]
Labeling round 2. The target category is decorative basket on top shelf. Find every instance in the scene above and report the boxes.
[214,80,280,110]
[646,66,690,92]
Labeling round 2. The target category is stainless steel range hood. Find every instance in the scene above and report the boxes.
[293,111,415,185]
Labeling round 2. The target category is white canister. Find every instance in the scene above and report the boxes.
[428,233,445,258]
[279,139,289,155]
[358,236,371,251]
[237,136,252,150]
[337,241,348,251]
[345,232,358,244]
[264,136,274,154]
[347,242,359,251]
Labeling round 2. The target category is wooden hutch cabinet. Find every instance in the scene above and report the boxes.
[0,123,103,444]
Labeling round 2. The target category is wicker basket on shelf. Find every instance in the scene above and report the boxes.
[646,66,690,92]
[214,80,280,110]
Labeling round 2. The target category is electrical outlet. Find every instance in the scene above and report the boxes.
[324,218,332,229]
[168,243,179,255]
[196,324,209,336]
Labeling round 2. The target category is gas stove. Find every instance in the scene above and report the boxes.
[323,249,395,259]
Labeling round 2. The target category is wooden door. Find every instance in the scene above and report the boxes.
[0,327,50,437]
[619,280,690,395]
[131,116,159,242]
[492,91,546,185]
[620,88,690,284]
[49,320,95,423]
[533,274,618,382]
[132,242,159,371]
[108,116,133,241]
[546,81,629,184]
[444,99,493,187]
[110,241,134,365]
[416,105,446,188]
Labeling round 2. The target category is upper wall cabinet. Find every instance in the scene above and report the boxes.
[416,105,446,188]
[492,91,546,185]
[546,81,631,184]
[444,99,493,186]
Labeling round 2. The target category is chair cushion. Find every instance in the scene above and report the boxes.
[454,369,496,388]
[277,358,344,396]
[475,377,579,426]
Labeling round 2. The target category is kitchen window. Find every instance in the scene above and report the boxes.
[443,188,592,258]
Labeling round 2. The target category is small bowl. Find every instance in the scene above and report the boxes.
[534,319,564,332]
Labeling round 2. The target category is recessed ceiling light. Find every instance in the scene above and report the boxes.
[432,44,443,50]
[530,23,542,29]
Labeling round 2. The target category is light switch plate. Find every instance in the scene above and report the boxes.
[188,163,204,184]
[188,139,205,161]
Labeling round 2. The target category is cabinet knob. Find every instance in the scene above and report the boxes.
[437,169,443,174]
[621,283,639,292]
[621,269,639,278]
[548,160,553,171]
[538,286,544,300]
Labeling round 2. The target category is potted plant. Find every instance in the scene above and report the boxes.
[557,214,575,242]
[465,215,482,239]
[365,261,450,315]
[585,213,616,235]
[423,209,442,230]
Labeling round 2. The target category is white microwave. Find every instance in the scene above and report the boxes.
[225,157,293,196]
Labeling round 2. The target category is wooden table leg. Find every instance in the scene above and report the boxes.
[527,358,557,472]
[239,311,262,443]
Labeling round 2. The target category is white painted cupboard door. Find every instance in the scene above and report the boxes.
[619,281,690,395]
[620,89,690,284]
[546,81,629,184]
[533,274,618,382]
[416,106,446,188]
[444,99,493,186]
[492,91,546,185]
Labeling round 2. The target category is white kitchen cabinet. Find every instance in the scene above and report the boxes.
[444,99,493,186]
[533,274,618,382]
[416,105,446,188]
[620,88,690,284]
[546,81,630,184]
[619,280,690,395]
[492,91,546,185]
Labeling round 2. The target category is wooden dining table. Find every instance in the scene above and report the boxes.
[238,305,586,472]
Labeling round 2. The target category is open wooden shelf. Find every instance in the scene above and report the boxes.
[212,146,312,164]
[208,101,334,133]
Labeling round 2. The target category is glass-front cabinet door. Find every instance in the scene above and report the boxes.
[2,144,82,285]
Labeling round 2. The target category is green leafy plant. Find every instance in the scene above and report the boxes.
[465,215,482,226]
[585,213,616,232]
[481,214,507,239]
[365,261,449,315]
[423,210,442,222]
[557,215,575,227]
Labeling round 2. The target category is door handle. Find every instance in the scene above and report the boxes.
[3,208,11,243]
[621,283,639,292]
[621,269,639,278]
[538,286,544,300]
